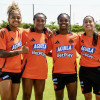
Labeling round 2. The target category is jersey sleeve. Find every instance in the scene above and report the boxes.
[46,36,53,54]
[0,29,7,50]
[75,34,81,54]
[22,30,27,46]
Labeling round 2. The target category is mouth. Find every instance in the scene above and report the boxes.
[14,22,19,25]
[86,26,91,28]
[61,24,66,27]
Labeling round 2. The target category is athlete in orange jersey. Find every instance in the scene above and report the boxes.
[47,13,79,100]
[0,2,29,100]
[77,16,100,100]
[22,13,52,100]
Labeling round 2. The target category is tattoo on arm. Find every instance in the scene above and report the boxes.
[0,49,19,58]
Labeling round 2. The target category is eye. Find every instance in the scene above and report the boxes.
[17,16,21,20]
[65,19,68,22]
[59,19,63,22]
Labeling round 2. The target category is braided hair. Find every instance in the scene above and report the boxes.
[33,13,47,21]
[57,13,70,22]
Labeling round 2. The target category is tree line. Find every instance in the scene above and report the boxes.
[0,20,100,33]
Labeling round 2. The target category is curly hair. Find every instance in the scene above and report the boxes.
[7,2,21,17]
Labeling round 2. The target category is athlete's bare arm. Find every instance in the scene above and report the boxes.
[0,43,29,58]
[0,49,19,58]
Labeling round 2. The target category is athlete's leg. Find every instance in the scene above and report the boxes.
[11,83,20,100]
[55,89,64,100]
[96,95,100,100]
[0,80,12,100]
[84,92,92,100]
[34,79,45,100]
[22,78,33,100]
[66,81,77,100]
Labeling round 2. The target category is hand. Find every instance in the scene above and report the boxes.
[52,29,57,35]
[45,27,53,38]
[21,42,29,54]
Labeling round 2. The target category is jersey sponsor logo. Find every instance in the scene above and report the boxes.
[81,52,93,59]
[30,38,35,42]
[10,37,14,41]
[57,53,73,58]
[33,44,47,49]
[55,40,60,44]
[81,46,95,54]
[56,45,73,52]
[32,50,46,57]
[2,75,10,80]
[11,41,22,50]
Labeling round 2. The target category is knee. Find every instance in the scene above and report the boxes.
[23,92,31,100]
[1,94,11,100]
[69,96,76,100]
[85,95,92,100]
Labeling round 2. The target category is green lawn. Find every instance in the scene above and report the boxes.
[18,56,85,100]
[1,56,95,100]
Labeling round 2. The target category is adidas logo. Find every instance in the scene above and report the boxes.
[81,40,84,43]
[10,37,14,41]
[55,40,60,44]
[30,38,35,42]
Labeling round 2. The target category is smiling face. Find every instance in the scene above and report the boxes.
[58,14,70,30]
[8,10,22,28]
[83,16,95,32]
[34,14,46,32]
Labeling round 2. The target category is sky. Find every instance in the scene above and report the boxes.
[0,0,100,25]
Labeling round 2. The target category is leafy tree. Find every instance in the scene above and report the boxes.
[0,20,8,29]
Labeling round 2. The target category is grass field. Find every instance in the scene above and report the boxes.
[1,56,95,100]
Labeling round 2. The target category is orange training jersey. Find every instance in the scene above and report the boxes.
[77,33,100,67]
[22,28,48,79]
[0,25,22,73]
[47,32,79,74]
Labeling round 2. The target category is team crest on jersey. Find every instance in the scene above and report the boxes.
[33,44,47,49]
[56,45,73,52]
[30,38,35,42]
[81,40,84,43]
[81,46,95,53]
[69,39,74,44]
[11,41,22,50]
[55,40,60,44]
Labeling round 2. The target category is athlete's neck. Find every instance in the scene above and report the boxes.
[59,29,69,35]
[9,25,18,32]
[85,30,94,37]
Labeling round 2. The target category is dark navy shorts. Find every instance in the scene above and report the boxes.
[52,73,77,91]
[79,66,100,95]
[0,72,21,83]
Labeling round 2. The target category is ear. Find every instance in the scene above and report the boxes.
[8,18,9,22]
